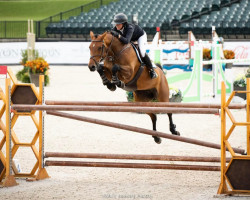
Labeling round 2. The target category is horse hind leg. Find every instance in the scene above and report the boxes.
[157,85,180,136]
[167,113,180,136]
[134,91,161,144]
[147,113,162,144]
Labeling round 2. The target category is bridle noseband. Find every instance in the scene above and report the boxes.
[90,40,105,66]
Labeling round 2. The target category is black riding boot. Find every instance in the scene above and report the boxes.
[142,54,158,79]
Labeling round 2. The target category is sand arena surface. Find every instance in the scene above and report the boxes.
[1,65,249,200]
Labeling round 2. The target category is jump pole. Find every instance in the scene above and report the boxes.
[46,110,245,155]
[45,152,231,162]
[168,38,250,102]
[45,160,220,171]
[45,100,246,109]
[202,43,250,98]
[12,104,219,114]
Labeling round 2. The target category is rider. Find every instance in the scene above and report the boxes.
[110,13,158,79]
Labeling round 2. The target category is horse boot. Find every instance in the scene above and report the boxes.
[142,54,158,79]
[97,64,109,85]
[170,124,180,136]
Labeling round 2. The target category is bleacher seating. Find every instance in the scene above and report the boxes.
[45,0,250,39]
[183,0,250,36]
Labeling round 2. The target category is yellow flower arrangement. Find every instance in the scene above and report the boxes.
[203,48,211,60]
[203,49,235,60]
[223,50,235,59]
[25,57,49,74]
[17,50,50,86]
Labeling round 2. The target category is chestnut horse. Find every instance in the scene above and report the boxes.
[88,31,179,144]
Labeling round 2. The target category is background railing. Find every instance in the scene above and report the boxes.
[0,0,115,39]
[0,21,29,38]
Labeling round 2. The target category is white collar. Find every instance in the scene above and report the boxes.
[120,27,124,34]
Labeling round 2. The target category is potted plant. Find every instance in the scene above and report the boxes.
[203,48,211,60]
[126,87,183,102]
[223,50,235,59]
[25,58,50,86]
[233,74,246,100]
[169,87,183,102]
[16,50,50,86]
[246,67,250,78]
[223,50,235,68]
[203,48,212,71]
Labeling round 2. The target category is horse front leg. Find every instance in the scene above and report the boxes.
[167,113,180,136]
[97,64,116,91]
[111,64,125,88]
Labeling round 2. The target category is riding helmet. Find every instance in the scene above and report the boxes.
[112,13,128,25]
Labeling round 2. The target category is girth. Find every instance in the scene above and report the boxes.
[123,65,144,92]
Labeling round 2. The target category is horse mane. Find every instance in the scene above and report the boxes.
[103,31,123,46]
[103,31,117,47]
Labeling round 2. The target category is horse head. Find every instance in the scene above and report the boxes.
[88,31,107,72]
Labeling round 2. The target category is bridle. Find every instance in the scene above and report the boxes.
[90,36,115,67]
[89,40,105,67]
[90,34,130,66]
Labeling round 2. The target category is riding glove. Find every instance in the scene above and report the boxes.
[111,30,119,38]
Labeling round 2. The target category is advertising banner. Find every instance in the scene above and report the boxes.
[0,41,250,65]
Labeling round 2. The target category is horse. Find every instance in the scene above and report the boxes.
[88,31,180,144]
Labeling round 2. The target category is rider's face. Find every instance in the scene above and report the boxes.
[116,24,123,30]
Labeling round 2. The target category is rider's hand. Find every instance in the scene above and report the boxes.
[111,31,119,38]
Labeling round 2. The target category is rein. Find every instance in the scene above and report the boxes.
[115,44,130,60]
[89,35,116,66]
[106,35,131,62]
[90,34,132,68]
[105,35,116,62]
[90,40,105,66]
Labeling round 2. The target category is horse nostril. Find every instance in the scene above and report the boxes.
[89,65,96,71]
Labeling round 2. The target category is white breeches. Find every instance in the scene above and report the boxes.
[138,31,147,57]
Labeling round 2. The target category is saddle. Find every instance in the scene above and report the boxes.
[131,42,143,64]
[117,42,158,91]
[123,43,144,92]
[131,42,157,69]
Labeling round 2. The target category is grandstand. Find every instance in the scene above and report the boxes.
[0,0,249,41]
[42,0,249,41]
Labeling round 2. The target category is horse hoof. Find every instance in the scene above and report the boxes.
[152,136,162,144]
[173,131,180,136]
[107,84,116,91]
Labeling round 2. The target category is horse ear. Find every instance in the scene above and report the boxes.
[100,32,107,40]
[90,31,95,40]
[100,32,108,47]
